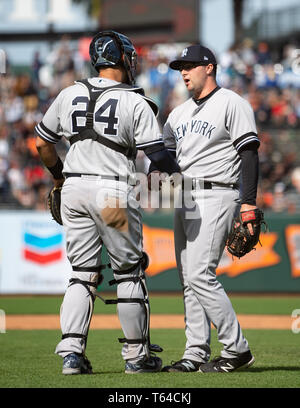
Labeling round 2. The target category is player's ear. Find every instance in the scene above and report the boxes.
[206,64,214,75]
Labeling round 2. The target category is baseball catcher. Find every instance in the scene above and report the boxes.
[226,208,267,258]
[35,30,180,376]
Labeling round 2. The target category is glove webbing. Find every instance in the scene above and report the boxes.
[48,187,62,225]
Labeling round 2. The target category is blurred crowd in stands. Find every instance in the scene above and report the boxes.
[0,36,300,213]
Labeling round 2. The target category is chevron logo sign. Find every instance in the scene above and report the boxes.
[22,225,63,265]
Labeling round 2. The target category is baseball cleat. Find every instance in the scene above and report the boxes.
[199,350,255,373]
[161,359,203,372]
[125,355,162,374]
[62,353,93,375]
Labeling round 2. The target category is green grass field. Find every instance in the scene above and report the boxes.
[1,295,300,390]
[1,329,300,388]
[1,293,300,315]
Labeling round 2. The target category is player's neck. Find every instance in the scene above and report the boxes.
[98,67,125,83]
[193,79,217,100]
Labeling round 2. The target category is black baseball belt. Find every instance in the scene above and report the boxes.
[181,178,239,190]
[64,173,136,184]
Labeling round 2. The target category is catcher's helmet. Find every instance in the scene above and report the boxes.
[89,30,137,85]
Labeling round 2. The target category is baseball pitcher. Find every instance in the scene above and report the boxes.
[151,44,262,373]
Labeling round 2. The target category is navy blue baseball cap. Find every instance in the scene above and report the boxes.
[169,44,217,70]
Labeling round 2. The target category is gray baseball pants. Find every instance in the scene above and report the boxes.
[174,186,250,363]
[55,176,149,363]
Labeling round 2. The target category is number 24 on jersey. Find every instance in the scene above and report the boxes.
[71,97,119,135]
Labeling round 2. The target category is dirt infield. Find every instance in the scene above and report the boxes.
[6,314,292,330]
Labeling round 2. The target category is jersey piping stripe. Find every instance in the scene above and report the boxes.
[236,137,260,151]
[39,122,61,140]
[136,139,164,149]
[235,136,260,151]
[35,123,61,144]
[35,124,57,144]
[233,132,259,152]
[233,132,258,146]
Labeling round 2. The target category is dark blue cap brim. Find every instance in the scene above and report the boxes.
[169,58,209,70]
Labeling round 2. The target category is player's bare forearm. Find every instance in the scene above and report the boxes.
[36,136,58,166]
[36,136,64,187]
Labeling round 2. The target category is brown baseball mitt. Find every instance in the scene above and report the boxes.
[226,208,266,258]
[48,186,62,225]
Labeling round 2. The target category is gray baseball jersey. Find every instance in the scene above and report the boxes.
[163,87,259,183]
[164,86,259,363]
[36,77,163,364]
[35,77,163,178]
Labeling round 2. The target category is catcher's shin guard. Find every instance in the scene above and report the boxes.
[56,265,104,355]
[116,261,151,358]
[98,253,163,360]
[98,254,150,359]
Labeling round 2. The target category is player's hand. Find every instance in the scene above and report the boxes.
[240,204,258,235]
[147,171,165,191]
[53,178,65,188]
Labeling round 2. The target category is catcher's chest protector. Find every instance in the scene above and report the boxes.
[69,79,158,160]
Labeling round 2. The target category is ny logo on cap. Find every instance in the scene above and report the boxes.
[204,56,208,61]
[181,48,188,57]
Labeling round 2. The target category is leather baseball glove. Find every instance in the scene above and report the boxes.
[226,208,266,258]
[48,186,63,225]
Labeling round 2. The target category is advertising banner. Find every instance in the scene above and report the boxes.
[0,211,71,294]
[0,211,300,293]
[139,212,300,293]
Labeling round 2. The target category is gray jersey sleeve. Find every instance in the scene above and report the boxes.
[35,91,65,144]
[162,118,176,154]
[134,97,163,150]
[226,95,259,152]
